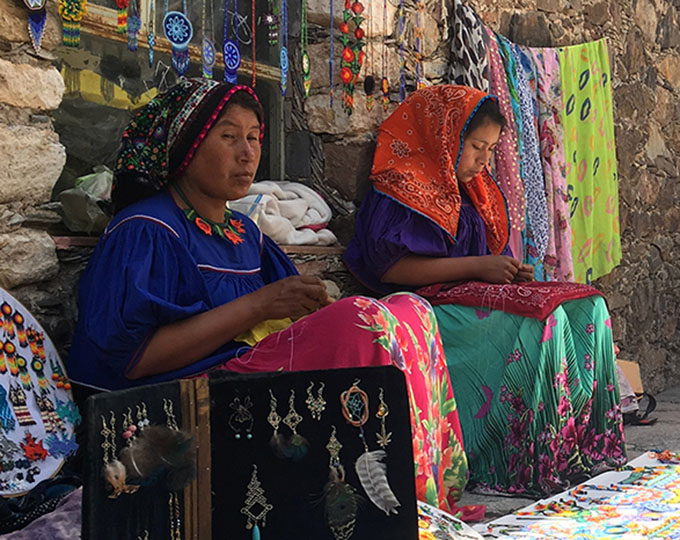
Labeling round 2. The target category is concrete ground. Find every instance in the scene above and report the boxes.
[458,385,680,521]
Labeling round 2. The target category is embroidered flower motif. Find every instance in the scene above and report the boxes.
[195,217,212,235]
[339,67,353,84]
[224,229,244,245]
[390,138,411,158]
[230,218,245,233]
[585,323,595,334]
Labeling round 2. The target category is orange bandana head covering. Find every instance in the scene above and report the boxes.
[371,85,509,255]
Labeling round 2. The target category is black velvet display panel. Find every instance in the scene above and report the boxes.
[209,366,418,540]
[82,381,184,540]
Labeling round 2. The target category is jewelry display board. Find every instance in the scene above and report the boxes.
[82,366,418,540]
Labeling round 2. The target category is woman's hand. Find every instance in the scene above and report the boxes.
[252,275,333,320]
[475,255,521,284]
[514,263,534,282]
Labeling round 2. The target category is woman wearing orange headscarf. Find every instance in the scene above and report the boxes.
[345,85,625,496]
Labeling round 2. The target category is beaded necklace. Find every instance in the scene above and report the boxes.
[363,0,375,111]
[58,0,87,47]
[115,0,130,34]
[223,0,241,83]
[279,0,289,95]
[172,184,246,245]
[329,0,334,106]
[251,0,257,86]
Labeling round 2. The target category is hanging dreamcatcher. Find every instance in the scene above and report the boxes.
[279,0,288,95]
[223,0,241,83]
[23,0,47,54]
[163,0,193,76]
[201,0,216,78]
[301,0,311,96]
[339,0,366,115]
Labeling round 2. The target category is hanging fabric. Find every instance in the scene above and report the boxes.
[485,27,524,260]
[163,0,193,76]
[511,44,550,278]
[223,0,242,83]
[559,38,621,284]
[527,46,574,282]
[448,1,489,91]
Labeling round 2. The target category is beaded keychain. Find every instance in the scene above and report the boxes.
[223,0,241,83]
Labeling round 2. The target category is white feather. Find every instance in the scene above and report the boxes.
[354,450,400,515]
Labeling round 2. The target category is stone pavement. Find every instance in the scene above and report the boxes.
[458,385,680,521]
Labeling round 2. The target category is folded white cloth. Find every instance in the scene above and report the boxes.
[229,181,337,246]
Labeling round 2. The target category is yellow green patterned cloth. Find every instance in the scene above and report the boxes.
[559,38,621,284]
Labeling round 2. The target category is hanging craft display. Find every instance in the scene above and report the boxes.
[259,0,279,46]
[363,0,375,111]
[329,0,334,106]
[0,288,80,497]
[340,380,400,515]
[339,0,366,115]
[201,0,216,78]
[58,0,88,47]
[127,0,141,50]
[397,0,405,101]
[223,0,241,83]
[115,0,130,34]
[22,0,47,54]
[147,0,156,67]
[250,0,256,86]
[414,0,425,89]
[279,0,289,95]
[163,0,193,76]
[380,0,390,112]
[301,0,311,96]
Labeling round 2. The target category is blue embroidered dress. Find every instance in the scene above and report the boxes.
[67,190,297,390]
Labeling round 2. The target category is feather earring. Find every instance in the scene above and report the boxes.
[340,380,400,516]
[323,425,361,540]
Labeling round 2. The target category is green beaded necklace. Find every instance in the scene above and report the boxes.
[172,184,246,245]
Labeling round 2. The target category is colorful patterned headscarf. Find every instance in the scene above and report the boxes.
[371,85,509,255]
[113,78,263,194]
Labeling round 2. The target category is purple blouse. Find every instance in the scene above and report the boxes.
[344,188,511,295]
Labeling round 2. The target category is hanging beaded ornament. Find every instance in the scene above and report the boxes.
[398,0,406,101]
[58,0,88,47]
[223,0,241,83]
[339,0,366,115]
[259,0,279,46]
[127,0,141,51]
[301,0,311,96]
[250,0,256,86]
[279,0,289,95]
[201,0,216,78]
[415,0,425,89]
[23,0,47,56]
[115,0,130,34]
[363,0,374,111]
[329,0,334,106]
[163,0,193,76]
[147,0,156,68]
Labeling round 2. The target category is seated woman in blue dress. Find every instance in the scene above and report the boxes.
[66,78,472,513]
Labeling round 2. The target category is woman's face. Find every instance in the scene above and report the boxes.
[180,103,262,201]
[456,120,502,184]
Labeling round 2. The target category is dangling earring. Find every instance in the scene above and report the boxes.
[282,389,308,461]
[323,425,360,540]
[228,396,254,440]
[375,388,392,449]
[305,381,326,421]
[267,389,284,456]
[241,464,273,538]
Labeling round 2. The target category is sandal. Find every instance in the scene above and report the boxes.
[623,392,657,426]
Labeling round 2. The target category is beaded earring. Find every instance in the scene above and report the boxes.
[305,381,326,421]
[241,465,272,538]
[228,396,254,440]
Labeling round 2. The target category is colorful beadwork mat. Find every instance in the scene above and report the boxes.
[0,288,80,497]
[474,451,680,539]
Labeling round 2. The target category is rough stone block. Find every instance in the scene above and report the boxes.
[624,27,646,75]
[304,92,396,136]
[633,0,658,43]
[0,59,65,110]
[0,123,66,205]
[0,229,58,289]
[323,139,376,201]
[657,53,680,89]
[307,0,397,35]
[507,12,552,47]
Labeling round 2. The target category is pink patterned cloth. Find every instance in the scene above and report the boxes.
[485,27,525,260]
[528,47,574,281]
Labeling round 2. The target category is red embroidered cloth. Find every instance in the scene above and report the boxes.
[416,280,603,320]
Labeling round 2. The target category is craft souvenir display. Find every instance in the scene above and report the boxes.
[363,0,375,111]
[147,0,156,67]
[201,0,216,78]
[115,0,130,34]
[279,0,288,95]
[127,0,141,51]
[0,288,80,498]
[223,0,241,83]
[397,0,405,101]
[22,0,47,54]
[301,0,311,96]
[83,366,418,540]
[259,0,279,46]
[163,0,193,76]
[339,0,366,115]
[58,0,88,47]
[329,0,335,106]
